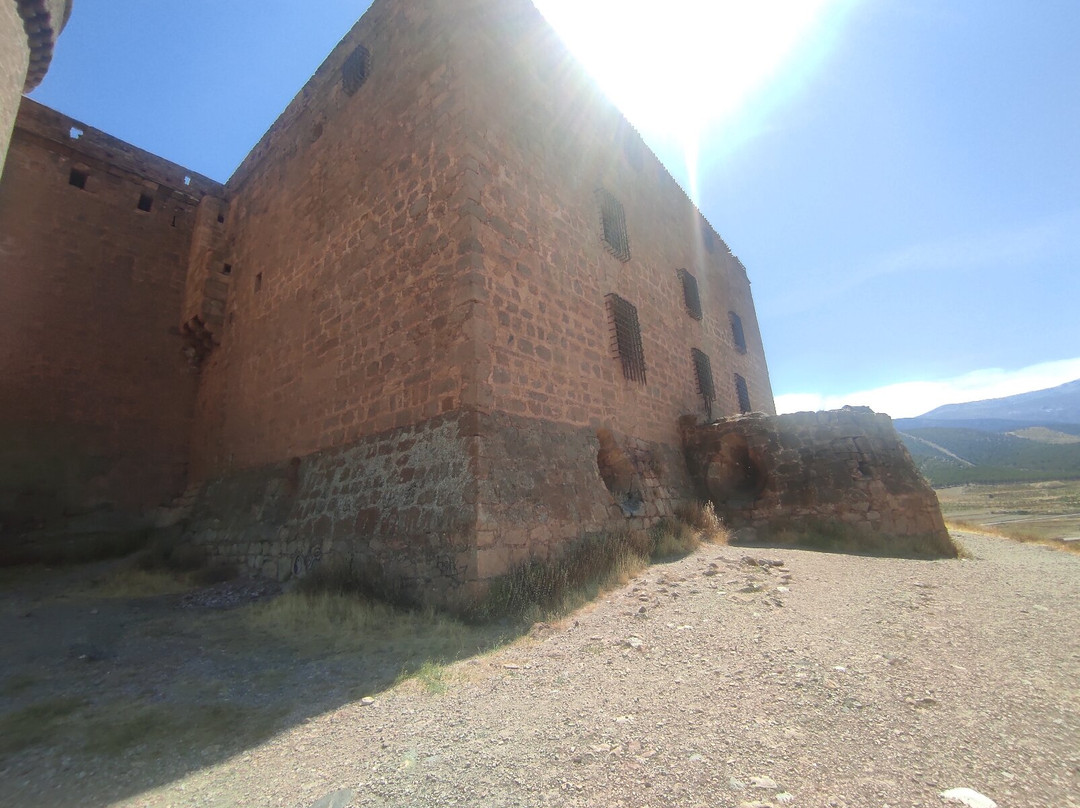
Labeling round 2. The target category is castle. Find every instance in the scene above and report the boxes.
[1,0,950,607]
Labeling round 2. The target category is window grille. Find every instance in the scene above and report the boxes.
[729,311,746,353]
[606,293,646,384]
[691,349,715,420]
[137,193,153,212]
[677,269,703,320]
[342,45,371,96]
[735,373,752,414]
[597,188,631,262]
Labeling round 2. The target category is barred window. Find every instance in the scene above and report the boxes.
[597,188,631,262]
[677,269,703,320]
[606,293,646,384]
[691,349,715,420]
[342,45,371,96]
[729,311,746,353]
[735,373,752,414]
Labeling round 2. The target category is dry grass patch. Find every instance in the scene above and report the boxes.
[0,694,284,759]
[946,519,1080,555]
[479,502,728,622]
[0,697,84,755]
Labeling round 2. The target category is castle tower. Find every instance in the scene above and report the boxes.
[0,0,776,604]
[1,0,73,179]
[182,0,774,606]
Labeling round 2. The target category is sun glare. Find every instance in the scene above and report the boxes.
[533,0,853,200]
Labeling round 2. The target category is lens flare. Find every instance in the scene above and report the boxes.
[533,0,856,202]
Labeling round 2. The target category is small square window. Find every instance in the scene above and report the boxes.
[69,168,88,189]
[735,374,752,414]
[137,193,153,212]
[222,264,233,276]
[342,45,371,96]
[606,293,646,384]
[677,269,703,320]
[596,188,630,262]
[729,311,746,353]
[691,349,715,420]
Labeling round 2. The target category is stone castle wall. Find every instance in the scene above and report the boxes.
[446,0,773,573]
[180,0,775,600]
[0,99,222,533]
[683,408,953,557]
[0,0,941,610]
[183,0,501,597]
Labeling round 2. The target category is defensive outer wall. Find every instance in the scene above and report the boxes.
[682,408,953,558]
[0,0,949,608]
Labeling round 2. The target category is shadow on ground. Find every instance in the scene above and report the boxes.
[0,560,520,807]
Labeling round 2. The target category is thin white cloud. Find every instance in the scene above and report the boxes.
[775,357,1080,418]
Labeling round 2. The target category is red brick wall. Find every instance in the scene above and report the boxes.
[189,0,489,481]
[0,100,217,530]
[452,0,775,450]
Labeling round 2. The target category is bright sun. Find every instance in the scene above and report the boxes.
[532,0,852,198]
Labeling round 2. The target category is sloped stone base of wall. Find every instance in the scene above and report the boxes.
[682,407,955,558]
[184,412,479,608]
[472,412,690,581]
[184,410,694,610]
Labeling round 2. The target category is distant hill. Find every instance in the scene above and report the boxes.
[916,378,1080,425]
[895,379,1080,485]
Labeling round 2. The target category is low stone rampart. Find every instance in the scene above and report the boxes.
[682,407,954,557]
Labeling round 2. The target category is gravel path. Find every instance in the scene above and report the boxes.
[102,531,1078,808]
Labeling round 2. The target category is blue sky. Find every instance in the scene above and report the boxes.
[30,1,1080,417]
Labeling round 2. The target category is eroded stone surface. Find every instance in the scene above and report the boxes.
[683,407,953,557]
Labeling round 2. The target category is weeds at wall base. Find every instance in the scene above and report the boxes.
[472,502,728,623]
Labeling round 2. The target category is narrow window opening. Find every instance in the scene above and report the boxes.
[729,311,747,353]
[691,349,716,420]
[702,222,717,254]
[622,128,644,172]
[222,264,233,277]
[606,293,646,384]
[69,127,83,140]
[342,45,371,96]
[254,272,263,292]
[137,193,153,212]
[735,374,752,414]
[69,168,88,189]
[677,268,703,320]
[171,216,177,227]
[596,188,630,262]
[217,213,225,224]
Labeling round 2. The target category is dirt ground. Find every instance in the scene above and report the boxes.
[936,480,1080,544]
[1,529,1077,808]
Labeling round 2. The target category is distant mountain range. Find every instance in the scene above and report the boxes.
[894,379,1080,485]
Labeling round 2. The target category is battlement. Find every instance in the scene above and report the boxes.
[15,98,222,199]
